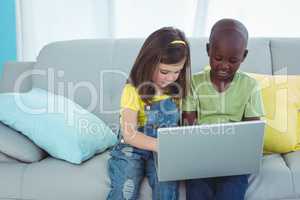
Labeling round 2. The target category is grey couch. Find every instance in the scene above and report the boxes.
[0,38,299,200]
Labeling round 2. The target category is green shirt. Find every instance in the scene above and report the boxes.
[182,68,265,124]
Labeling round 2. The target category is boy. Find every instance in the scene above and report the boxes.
[182,19,264,200]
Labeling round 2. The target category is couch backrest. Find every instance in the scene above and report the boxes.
[29,38,298,127]
[270,38,300,75]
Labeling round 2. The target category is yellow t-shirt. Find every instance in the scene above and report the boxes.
[120,84,170,126]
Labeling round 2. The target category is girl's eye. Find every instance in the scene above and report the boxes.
[159,69,181,75]
[160,70,168,75]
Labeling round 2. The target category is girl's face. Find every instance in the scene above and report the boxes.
[152,58,186,89]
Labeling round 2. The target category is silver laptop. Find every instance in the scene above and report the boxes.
[156,120,265,182]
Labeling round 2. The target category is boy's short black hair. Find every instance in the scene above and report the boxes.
[209,18,248,46]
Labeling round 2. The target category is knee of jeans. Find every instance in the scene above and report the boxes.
[122,178,137,199]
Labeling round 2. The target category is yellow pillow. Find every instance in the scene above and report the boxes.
[297,109,300,150]
[248,74,300,153]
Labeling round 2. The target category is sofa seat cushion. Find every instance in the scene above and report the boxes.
[22,151,111,200]
[283,151,300,196]
[21,151,186,200]
[0,122,47,163]
[246,154,296,200]
[0,163,28,199]
[0,151,298,200]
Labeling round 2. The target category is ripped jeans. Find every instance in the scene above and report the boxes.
[107,98,179,200]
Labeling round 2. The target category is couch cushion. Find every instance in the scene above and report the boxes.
[283,151,300,196]
[0,122,47,163]
[22,151,111,200]
[246,154,296,200]
[0,88,117,164]
[271,38,300,75]
[249,74,300,153]
[189,38,272,74]
[242,38,272,74]
[0,163,28,199]
[0,152,18,163]
[21,149,186,200]
[32,39,123,129]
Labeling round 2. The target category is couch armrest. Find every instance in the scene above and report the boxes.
[0,61,35,93]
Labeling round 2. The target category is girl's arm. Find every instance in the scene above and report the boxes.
[121,108,157,152]
[182,111,198,126]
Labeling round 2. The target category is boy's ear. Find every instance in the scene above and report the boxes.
[242,49,248,61]
[206,43,210,56]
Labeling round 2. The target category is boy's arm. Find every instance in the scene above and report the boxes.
[243,80,265,121]
[181,77,198,126]
[182,111,198,126]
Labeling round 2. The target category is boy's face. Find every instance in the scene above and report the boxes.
[207,32,247,82]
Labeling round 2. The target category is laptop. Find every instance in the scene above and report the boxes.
[156,120,265,182]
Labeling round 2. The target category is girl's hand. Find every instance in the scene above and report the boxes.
[122,108,159,152]
[153,138,158,153]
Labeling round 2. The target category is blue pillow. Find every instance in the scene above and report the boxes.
[0,88,117,164]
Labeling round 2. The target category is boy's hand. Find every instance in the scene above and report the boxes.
[182,111,198,126]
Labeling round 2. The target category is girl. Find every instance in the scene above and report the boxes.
[107,27,191,200]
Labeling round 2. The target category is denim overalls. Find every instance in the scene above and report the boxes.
[107,98,180,200]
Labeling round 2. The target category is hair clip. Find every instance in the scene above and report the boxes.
[170,40,186,46]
